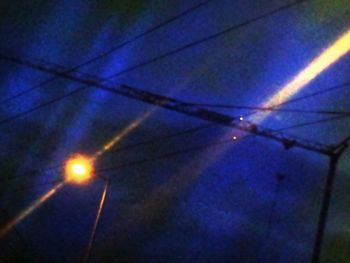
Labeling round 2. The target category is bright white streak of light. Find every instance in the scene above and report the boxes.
[252,28,350,123]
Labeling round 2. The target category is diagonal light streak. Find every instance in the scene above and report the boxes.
[253,28,350,123]
[83,180,109,263]
[0,181,65,239]
[92,110,154,159]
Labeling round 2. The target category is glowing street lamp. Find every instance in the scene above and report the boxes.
[65,154,94,184]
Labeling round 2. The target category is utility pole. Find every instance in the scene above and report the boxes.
[311,138,349,263]
[1,53,347,263]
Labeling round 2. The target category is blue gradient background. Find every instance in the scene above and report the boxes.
[0,0,349,262]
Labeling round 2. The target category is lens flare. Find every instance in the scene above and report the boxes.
[252,28,350,123]
[0,181,65,239]
[93,110,154,159]
[83,180,109,262]
[65,154,94,184]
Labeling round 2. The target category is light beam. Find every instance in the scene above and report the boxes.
[83,180,109,263]
[0,181,65,239]
[93,110,154,159]
[253,28,350,122]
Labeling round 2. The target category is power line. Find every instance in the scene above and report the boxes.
[104,0,308,79]
[97,106,330,175]
[96,115,342,175]
[0,2,338,157]
[1,137,230,192]
[246,81,350,119]
[6,111,344,188]
[7,124,214,175]
[0,0,213,106]
[1,67,349,130]
[239,80,350,119]
[279,80,350,106]
[99,108,335,174]
[105,123,213,154]
[184,102,350,116]
[0,87,86,126]
[7,179,62,194]
[97,138,233,174]
[8,113,343,185]
[0,49,334,154]
[275,115,349,132]
[0,165,62,187]
[2,124,215,182]
[0,0,309,126]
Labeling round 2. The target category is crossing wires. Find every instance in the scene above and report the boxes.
[0,0,310,126]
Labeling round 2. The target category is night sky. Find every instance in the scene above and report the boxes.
[0,0,350,262]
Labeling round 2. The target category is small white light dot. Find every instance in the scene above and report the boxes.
[232,136,237,140]
[239,116,244,121]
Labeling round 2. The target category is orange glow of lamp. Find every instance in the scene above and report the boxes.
[65,154,94,184]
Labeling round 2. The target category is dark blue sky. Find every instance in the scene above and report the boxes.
[0,0,349,262]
